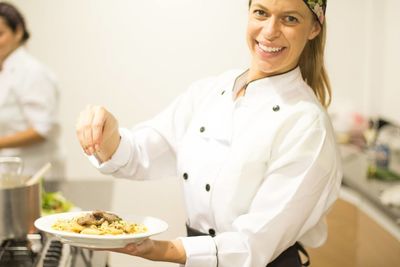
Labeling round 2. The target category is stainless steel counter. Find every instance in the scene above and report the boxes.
[341,145,400,225]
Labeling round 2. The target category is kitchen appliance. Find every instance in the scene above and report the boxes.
[0,233,95,267]
[0,160,51,241]
[0,157,107,266]
[0,182,41,240]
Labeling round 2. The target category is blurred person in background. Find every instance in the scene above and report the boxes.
[0,2,63,180]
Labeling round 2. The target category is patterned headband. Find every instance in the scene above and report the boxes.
[304,0,327,25]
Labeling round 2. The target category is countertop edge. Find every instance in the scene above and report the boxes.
[339,185,400,241]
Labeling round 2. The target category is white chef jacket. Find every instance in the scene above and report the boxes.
[0,47,63,179]
[92,67,342,267]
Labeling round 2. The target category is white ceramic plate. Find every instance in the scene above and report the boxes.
[34,211,168,249]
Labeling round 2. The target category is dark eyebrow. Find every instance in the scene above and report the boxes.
[251,3,267,10]
[250,3,305,19]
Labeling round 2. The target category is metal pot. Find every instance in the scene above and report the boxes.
[0,157,40,240]
[0,182,41,240]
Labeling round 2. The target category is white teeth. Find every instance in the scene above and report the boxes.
[258,43,283,53]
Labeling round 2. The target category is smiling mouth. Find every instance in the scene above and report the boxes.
[257,41,285,53]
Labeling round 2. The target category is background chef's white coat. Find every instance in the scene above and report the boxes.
[92,68,342,267]
[0,47,63,179]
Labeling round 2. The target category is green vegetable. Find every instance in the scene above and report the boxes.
[41,191,74,216]
[368,165,400,181]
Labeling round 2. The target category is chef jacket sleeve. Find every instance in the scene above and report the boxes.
[179,109,342,267]
[93,77,215,179]
[17,69,59,138]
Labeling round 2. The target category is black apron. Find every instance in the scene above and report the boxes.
[186,224,310,267]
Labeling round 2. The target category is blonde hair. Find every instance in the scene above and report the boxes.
[299,23,332,108]
[248,0,332,108]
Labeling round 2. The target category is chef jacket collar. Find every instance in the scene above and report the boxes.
[232,66,304,101]
[2,46,26,72]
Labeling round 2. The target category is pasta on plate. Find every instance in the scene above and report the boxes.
[52,210,147,235]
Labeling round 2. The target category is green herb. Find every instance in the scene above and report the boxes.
[368,166,400,181]
[41,190,74,215]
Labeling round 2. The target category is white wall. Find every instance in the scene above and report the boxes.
[381,0,400,123]
[326,0,371,115]
[327,0,400,124]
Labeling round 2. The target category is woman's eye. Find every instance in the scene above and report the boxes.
[253,9,267,17]
[283,16,299,24]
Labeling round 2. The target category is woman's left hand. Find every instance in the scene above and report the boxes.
[106,238,186,264]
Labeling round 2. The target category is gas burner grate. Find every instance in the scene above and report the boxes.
[0,239,39,267]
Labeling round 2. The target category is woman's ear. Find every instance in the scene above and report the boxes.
[15,26,24,43]
[308,21,321,40]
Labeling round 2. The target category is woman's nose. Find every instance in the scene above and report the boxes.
[261,17,281,41]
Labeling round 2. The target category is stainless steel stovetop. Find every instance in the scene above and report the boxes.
[0,233,98,267]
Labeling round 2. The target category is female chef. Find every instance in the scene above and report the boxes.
[0,2,63,179]
[77,0,342,266]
